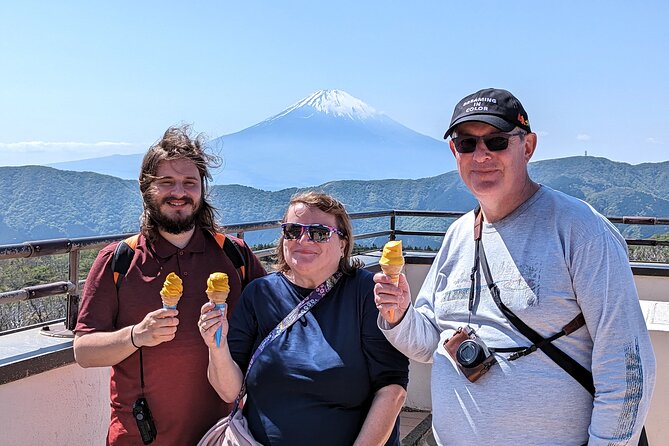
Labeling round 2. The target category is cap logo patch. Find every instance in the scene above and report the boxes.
[462,97,498,114]
[462,97,497,106]
[517,114,528,126]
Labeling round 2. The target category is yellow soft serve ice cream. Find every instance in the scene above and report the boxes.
[206,272,230,304]
[206,272,230,294]
[380,240,405,268]
[160,272,183,308]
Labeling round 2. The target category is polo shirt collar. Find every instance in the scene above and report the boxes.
[153,226,207,259]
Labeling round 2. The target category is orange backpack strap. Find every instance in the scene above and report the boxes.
[211,231,248,288]
[112,234,140,289]
[212,232,226,248]
[112,232,248,290]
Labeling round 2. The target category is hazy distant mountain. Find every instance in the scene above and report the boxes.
[48,153,143,181]
[46,90,454,190]
[1,157,668,246]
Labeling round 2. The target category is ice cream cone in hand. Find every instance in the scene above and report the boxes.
[206,272,230,347]
[380,240,405,284]
[206,290,230,305]
[160,272,183,309]
[380,264,403,286]
[379,240,405,322]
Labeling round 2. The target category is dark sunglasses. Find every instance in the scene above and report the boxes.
[451,131,525,153]
[281,223,345,243]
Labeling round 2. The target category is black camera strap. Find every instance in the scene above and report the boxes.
[134,347,156,444]
[139,347,146,396]
[477,235,594,393]
[473,208,594,394]
[472,208,648,446]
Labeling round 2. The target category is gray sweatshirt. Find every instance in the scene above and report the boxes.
[381,185,655,445]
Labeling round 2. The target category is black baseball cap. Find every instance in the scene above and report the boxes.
[444,88,531,138]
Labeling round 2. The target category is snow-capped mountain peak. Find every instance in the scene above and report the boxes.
[47,88,454,190]
[270,89,380,121]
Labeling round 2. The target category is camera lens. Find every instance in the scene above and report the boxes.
[456,339,485,368]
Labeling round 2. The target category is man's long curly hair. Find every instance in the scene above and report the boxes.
[138,125,221,242]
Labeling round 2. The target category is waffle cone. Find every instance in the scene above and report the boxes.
[161,293,181,308]
[207,290,229,305]
[380,264,403,286]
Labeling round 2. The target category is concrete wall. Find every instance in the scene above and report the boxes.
[634,274,669,303]
[0,363,110,445]
[644,328,669,444]
[403,263,433,410]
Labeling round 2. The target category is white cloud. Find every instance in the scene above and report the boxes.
[0,141,134,153]
[576,134,591,141]
[536,130,549,137]
[0,141,145,166]
[645,137,658,144]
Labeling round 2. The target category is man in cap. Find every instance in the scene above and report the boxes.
[374,88,655,445]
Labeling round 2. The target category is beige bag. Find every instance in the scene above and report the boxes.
[197,406,261,446]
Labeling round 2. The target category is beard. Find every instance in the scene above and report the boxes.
[147,194,201,235]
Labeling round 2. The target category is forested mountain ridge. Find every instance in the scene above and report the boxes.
[1,156,668,246]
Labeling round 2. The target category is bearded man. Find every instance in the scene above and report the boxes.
[74,125,265,445]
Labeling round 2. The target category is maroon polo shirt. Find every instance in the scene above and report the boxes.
[75,228,266,445]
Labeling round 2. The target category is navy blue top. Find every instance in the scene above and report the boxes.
[228,269,409,446]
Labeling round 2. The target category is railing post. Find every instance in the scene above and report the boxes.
[389,211,396,241]
[65,248,80,332]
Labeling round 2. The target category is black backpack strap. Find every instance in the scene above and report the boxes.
[111,236,138,290]
[222,235,249,288]
[210,231,248,288]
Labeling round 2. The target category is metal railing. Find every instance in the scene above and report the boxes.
[1,210,668,334]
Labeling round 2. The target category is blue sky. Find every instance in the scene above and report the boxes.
[1,1,668,168]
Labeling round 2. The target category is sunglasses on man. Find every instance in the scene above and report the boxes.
[451,131,525,154]
[281,223,345,243]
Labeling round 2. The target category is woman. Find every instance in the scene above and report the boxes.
[199,191,409,446]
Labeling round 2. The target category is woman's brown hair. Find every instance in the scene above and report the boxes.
[275,191,361,275]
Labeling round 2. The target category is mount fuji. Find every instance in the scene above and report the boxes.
[48,90,455,190]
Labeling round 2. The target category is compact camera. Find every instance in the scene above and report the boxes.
[133,397,157,444]
[444,326,497,382]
